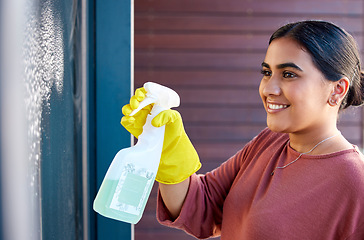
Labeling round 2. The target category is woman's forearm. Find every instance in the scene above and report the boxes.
[159,177,190,220]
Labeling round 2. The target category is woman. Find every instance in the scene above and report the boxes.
[122,20,364,239]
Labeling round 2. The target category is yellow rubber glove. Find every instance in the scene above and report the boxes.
[121,87,152,138]
[121,87,201,184]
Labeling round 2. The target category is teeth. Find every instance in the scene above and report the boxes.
[268,103,288,110]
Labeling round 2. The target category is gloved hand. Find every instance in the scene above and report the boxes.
[121,87,201,184]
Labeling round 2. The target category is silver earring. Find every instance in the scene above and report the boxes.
[329,98,338,106]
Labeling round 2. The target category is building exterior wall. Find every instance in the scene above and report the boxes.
[134,1,364,239]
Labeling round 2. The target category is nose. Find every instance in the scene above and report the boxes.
[260,76,281,97]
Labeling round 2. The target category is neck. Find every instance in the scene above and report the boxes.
[288,128,341,154]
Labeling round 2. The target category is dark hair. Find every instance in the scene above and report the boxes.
[269,20,364,109]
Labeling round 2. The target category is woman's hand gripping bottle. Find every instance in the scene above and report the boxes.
[93,82,181,224]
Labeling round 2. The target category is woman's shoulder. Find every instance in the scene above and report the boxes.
[249,127,289,149]
[330,147,364,195]
[232,127,289,162]
[341,147,364,174]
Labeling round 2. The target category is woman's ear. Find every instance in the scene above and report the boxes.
[328,77,350,107]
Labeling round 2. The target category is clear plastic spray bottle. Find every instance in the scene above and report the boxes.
[93,82,180,224]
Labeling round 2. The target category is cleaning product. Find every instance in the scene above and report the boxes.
[93,82,180,224]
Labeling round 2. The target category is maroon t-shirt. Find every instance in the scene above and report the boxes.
[157,128,364,239]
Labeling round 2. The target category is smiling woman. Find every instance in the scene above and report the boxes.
[269,21,364,110]
[125,20,364,239]
[259,37,339,138]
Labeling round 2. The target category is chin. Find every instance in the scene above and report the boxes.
[266,122,290,134]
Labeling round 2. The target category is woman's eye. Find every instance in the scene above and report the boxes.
[260,70,271,77]
[283,71,297,78]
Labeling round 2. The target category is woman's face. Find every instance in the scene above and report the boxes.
[259,37,334,134]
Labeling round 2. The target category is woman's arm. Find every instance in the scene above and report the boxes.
[158,177,190,220]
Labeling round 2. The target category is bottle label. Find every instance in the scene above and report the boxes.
[109,163,154,215]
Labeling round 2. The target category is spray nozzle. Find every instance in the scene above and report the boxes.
[129,82,180,117]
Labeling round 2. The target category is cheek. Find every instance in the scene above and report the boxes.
[289,85,326,112]
[286,81,314,101]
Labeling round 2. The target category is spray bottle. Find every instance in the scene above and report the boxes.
[93,82,180,224]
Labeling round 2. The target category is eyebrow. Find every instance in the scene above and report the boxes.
[261,62,303,71]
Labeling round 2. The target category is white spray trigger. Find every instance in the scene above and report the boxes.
[129,82,180,117]
[129,94,157,116]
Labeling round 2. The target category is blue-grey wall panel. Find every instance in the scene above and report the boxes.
[95,0,132,239]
